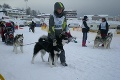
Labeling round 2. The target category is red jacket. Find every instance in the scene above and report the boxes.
[6,22,12,27]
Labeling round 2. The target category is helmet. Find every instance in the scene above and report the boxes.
[54,2,65,18]
[54,2,65,11]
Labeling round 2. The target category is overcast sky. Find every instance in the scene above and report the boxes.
[0,0,120,17]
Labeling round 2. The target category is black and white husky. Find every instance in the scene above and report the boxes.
[13,34,24,54]
[31,33,70,67]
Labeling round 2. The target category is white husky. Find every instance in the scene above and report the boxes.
[13,34,24,54]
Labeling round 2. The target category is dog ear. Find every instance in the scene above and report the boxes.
[16,34,18,37]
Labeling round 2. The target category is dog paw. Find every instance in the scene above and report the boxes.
[54,64,57,67]
[31,61,34,64]
[50,65,54,68]
[42,60,45,62]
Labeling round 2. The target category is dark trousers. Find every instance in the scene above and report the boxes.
[48,38,66,63]
[82,32,87,46]
[2,35,5,42]
[100,29,108,39]
[82,32,87,42]
[57,45,66,63]
[1,28,5,41]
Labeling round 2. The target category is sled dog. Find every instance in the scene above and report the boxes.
[104,32,113,49]
[13,34,24,54]
[31,33,69,67]
[93,31,113,49]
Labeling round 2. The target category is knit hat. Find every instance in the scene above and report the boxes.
[84,16,88,20]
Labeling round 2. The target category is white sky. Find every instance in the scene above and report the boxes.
[0,0,120,17]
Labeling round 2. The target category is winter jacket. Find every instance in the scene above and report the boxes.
[99,21,109,31]
[82,20,89,33]
[6,22,12,27]
[48,2,67,40]
[99,21,109,38]
[0,21,5,37]
[31,21,35,27]
[48,14,67,40]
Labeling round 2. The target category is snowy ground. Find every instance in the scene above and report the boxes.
[0,27,120,80]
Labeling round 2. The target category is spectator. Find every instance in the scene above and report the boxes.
[99,17,109,39]
[81,16,89,47]
[0,21,5,42]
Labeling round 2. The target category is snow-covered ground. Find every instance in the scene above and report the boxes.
[0,27,120,80]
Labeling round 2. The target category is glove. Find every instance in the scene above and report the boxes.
[86,27,90,32]
[53,39,56,42]
[87,27,90,31]
[66,32,72,38]
[68,37,73,42]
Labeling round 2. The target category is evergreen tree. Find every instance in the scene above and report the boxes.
[26,7,31,15]
[2,3,11,9]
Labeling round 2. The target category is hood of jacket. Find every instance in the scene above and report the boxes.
[54,2,65,18]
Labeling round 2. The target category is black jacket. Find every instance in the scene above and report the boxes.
[99,22,109,31]
[82,20,89,33]
[48,2,67,40]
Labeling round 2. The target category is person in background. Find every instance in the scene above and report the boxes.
[0,21,5,42]
[29,21,36,33]
[31,21,36,28]
[48,2,68,66]
[81,16,89,47]
[10,21,15,32]
[99,17,109,39]
[5,21,14,32]
[99,17,109,46]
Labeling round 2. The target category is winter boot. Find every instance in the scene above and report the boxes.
[82,41,87,47]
